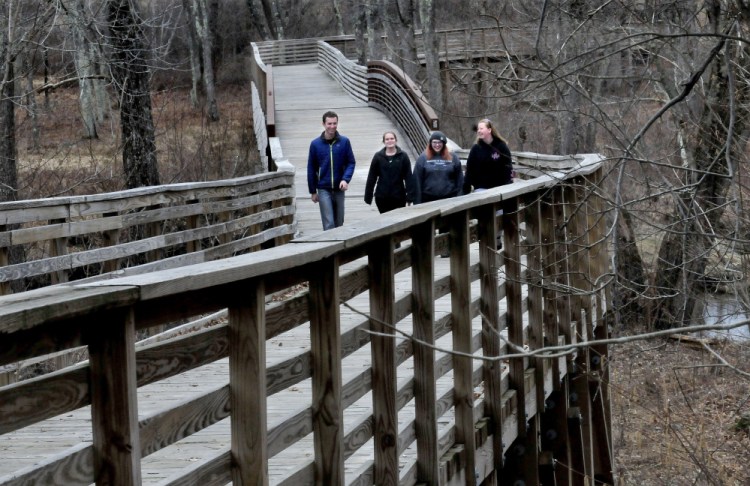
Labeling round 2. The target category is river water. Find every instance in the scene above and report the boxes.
[701,294,750,340]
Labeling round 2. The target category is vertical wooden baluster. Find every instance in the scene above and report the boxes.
[567,179,595,482]
[369,235,399,485]
[309,257,344,484]
[88,308,141,485]
[476,203,504,482]
[502,198,526,440]
[586,169,615,483]
[229,278,268,485]
[448,211,475,486]
[411,220,440,484]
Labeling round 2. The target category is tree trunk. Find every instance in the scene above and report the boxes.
[383,0,418,79]
[331,0,344,35]
[0,56,18,204]
[259,0,284,40]
[184,4,202,109]
[0,24,24,293]
[67,0,105,139]
[354,3,367,64]
[367,1,380,60]
[418,0,442,114]
[245,0,273,40]
[23,55,40,150]
[107,0,160,189]
[185,0,220,121]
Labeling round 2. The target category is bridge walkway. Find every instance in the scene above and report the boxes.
[273,63,417,238]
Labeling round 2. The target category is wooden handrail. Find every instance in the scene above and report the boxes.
[0,171,296,295]
[0,155,613,485]
[367,60,439,156]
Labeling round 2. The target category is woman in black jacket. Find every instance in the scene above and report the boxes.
[463,118,514,194]
[464,119,514,250]
[364,131,414,213]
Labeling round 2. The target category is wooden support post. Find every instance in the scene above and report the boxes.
[185,201,201,254]
[502,198,526,440]
[523,193,546,412]
[48,218,69,284]
[88,309,141,485]
[540,193,560,388]
[552,186,573,358]
[590,322,614,484]
[102,212,123,274]
[540,387,572,486]
[411,220,440,484]
[587,169,614,484]
[308,257,345,485]
[567,402,588,486]
[448,211,476,486]
[476,203,504,481]
[567,181,595,481]
[0,224,10,295]
[229,278,268,485]
[369,235,399,485]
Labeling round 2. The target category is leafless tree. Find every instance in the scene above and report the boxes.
[107,0,160,188]
[0,18,18,205]
[382,0,418,78]
[1,1,57,201]
[62,0,109,139]
[418,0,443,113]
[183,0,220,121]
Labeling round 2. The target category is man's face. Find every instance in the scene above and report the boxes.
[323,116,338,137]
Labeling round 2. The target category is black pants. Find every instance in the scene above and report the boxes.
[375,197,406,214]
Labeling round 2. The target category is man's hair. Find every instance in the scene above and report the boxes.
[322,110,338,122]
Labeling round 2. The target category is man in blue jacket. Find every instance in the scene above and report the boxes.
[307,111,356,230]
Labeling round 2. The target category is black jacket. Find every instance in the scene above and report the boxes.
[364,147,413,205]
[463,137,513,194]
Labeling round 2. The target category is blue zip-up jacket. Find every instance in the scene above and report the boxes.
[307,132,356,193]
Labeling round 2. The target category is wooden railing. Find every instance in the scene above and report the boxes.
[367,60,439,156]
[0,154,614,485]
[0,171,296,295]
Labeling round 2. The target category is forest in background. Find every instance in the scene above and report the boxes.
[2,1,750,482]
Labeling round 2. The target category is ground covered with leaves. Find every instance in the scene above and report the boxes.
[610,333,750,485]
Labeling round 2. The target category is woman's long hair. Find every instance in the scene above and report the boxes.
[475,118,508,144]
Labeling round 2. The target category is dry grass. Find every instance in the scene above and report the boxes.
[611,335,750,484]
[14,82,260,199]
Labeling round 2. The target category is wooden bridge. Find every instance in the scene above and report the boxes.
[0,38,614,485]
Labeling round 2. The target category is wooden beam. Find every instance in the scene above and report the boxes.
[475,203,505,480]
[368,235,399,485]
[411,220,440,484]
[448,211,476,486]
[308,257,345,484]
[229,279,268,484]
[87,309,142,485]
